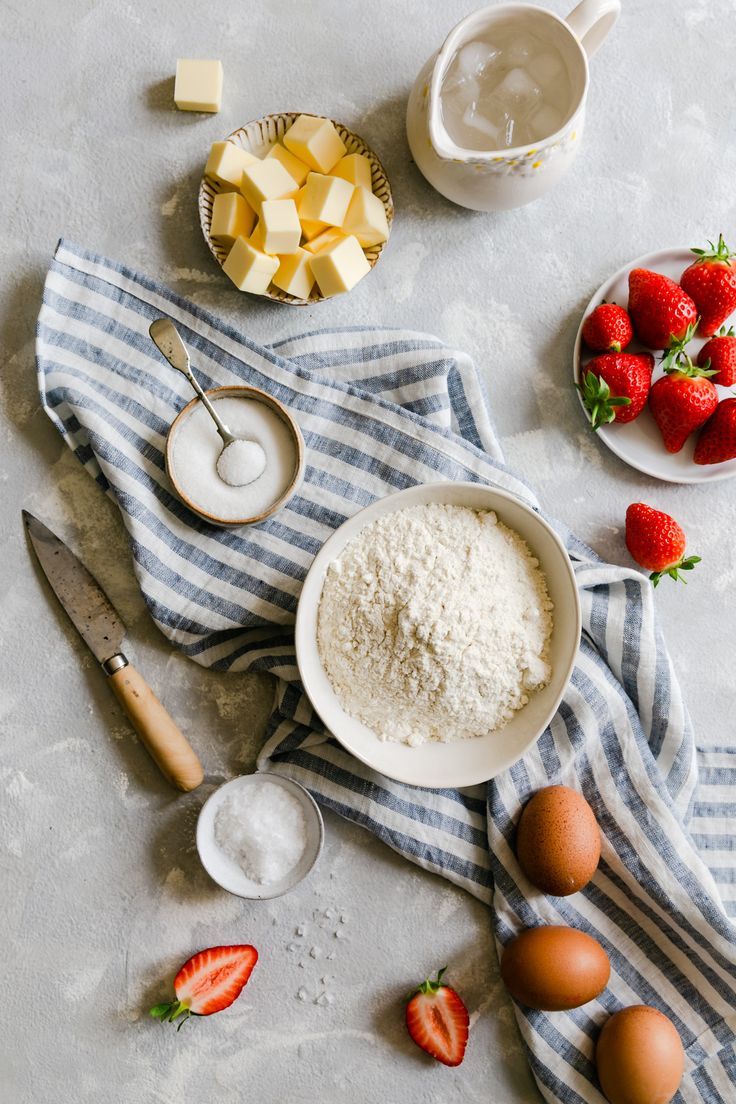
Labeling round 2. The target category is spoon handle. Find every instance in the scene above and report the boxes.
[149,318,235,446]
[184,367,235,446]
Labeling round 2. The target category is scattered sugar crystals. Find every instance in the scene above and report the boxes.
[290,905,349,1003]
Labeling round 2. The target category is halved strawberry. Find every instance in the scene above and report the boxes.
[150,945,258,1029]
[628,268,697,349]
[405,967,469,1067]
[578,353,654,430]
[681,235,736,337]
[625,503,700,587]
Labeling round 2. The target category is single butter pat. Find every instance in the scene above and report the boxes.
[174,59,223,113]
[296,186,328,240]
[342,186,389,248]
[309,234,371,297]
[272,248,316,299]
[283,115,347,174]
[205,142,258,190]
[259,199,302,255]
[331,153,373,191]
[210,192,256,247]
[303,227,346,255]
[299,172,353,227]
[240,159,299,210]
[265,143,310,187]
[222,237,278,294]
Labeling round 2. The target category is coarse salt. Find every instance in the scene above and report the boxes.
[214,780,307,884]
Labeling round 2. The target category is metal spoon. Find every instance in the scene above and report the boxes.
[149,318,266,486]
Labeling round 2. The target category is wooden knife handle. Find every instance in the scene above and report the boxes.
[107,660,204,792]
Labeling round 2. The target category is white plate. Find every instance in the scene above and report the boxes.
[295,482,581,790]
[574,247,736,484]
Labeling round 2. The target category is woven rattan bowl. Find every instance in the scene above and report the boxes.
[198,112,394,305]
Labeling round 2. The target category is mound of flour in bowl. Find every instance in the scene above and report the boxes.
[317,503,554,746]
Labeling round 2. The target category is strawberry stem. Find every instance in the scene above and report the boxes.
[578,369,631,431]
[690,233,734,263]
[409,966,448,1000]
[149,999,198,1029]
[650,555,701,587]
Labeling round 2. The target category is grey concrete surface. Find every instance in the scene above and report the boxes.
[2,1,735,1101]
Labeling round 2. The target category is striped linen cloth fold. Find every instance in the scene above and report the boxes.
[37,240,736,1103]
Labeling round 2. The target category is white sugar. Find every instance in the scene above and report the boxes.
[214,780,307,885]
[170,395,297,521]
[216,438,267,487]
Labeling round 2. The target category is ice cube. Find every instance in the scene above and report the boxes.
[455,40,500,79]
[529,103,564,140]
[491,67,542,120]
[528,50,565,87]
[461,103,500,144]
[503,116,516,148]
[506,33,537,66]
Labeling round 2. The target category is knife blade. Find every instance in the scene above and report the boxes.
[23,511,204,792]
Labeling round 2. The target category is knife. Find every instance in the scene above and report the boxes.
[22,511,204,793]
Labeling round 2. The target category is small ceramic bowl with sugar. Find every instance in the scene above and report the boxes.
[165,384,305,528]
[199,112,394,305]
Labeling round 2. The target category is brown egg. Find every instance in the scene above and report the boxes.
[596,1006,685,1104]
[516,785,601,896]
[500,925,610,1010]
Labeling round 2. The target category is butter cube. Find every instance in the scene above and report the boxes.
[303,227,346,255]
[331,153,373,191]
[210,192,256,247]
[222,237,279,294]
[272,248,316,299]
[309,235,371,297]
[342,187,389,248]
[248,221,266,251]
[174,59,223,113]
[265,143,310,187]
[296,186,329,241]
[205,142,258,190]
[240,159,299,210]
[283,115,346,174]
[299,172,353,228]
[260,199,302,255]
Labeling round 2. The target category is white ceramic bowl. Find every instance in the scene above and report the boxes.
[295,482,581,789]
[196,773,324,900]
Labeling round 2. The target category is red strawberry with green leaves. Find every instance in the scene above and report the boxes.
[582,303,634,353]
[150,945,258,1029]
[578,353,654,430]
[628,268,698,349]
[405,967,469,1067]
[694,398,736,465]
[680,234,736,337]
[697,326,736,386]
[625,503,700,587]
[648,352,718,452]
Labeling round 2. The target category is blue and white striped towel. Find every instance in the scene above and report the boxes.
[37,241,736,1103]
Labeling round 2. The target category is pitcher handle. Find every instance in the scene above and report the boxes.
[565,0,621,58]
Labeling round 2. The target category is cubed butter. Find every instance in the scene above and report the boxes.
[210,191,256,247]
[240,159,299,210]
[283,115,346,174]
[205,141,258,190]
[342,186,389,248]
[249,221,266,251]
[174,59,223,113]
[265,143,310,187]
[303,227,346,255]
[260,199,302,255]
[299,172,353,228]
[331,153,373,191]
[272,248,316,299]
[222,237,279,294]
[309,234,371,297]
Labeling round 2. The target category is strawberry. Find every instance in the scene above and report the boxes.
[680,234,736,337]
[405,967,469,1067]
[625,503,700,587]
[150,945,258,1029]
[648,352,718,452]
[578,353,654,430]
[697,326,736,386]
[694,398,736,465]
[628,268,697,349]
[582,303,634,353]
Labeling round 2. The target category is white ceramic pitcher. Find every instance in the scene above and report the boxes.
[406,0,621,211]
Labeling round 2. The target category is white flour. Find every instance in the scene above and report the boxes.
[317,503,553,746]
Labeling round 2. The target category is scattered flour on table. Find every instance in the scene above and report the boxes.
[214,781,307,884]
[317,503,553,746]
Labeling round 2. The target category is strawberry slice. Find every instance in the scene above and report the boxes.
[150,945,258,1029]
[405,967,469,1067]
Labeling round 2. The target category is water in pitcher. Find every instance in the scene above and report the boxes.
[439,26,572,151]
